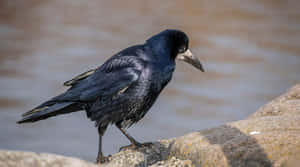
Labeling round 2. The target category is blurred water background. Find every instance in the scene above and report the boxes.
[0,0,299,161]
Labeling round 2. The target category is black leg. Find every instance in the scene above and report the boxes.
[96,127,109,164]
[116,124,153,151]
[116,124,141,146]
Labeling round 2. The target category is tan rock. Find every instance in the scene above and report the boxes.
[0,150,97,167]
[251,84,300,118]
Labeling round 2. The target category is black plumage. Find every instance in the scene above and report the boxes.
[17,29,204,163]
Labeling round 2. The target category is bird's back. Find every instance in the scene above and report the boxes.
[87,45,176,128]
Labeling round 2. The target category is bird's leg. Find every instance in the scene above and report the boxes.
[96,127,109,164]
[117,124,141,146]
[116,124,152,151]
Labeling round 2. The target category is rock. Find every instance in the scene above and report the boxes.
[1,84,300,167]
[250,84,300,118]
[0,150,97,167]
[167,84,300,167]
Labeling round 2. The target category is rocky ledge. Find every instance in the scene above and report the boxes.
[1,84,300,167]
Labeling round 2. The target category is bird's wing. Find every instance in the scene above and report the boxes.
[63,68,98,86]
[55,56,143,102]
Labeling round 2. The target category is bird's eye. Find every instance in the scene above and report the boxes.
[179,46,186,53]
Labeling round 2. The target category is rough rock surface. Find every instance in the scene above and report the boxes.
[0,150,98,167]
[1,84,300,167]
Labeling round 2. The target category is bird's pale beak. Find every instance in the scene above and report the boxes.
[176,49,205,72]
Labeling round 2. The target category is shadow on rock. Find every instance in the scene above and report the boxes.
[107,141,175,167]
[205,125,272,167]
[133,141,175,167]
[171,124,273,167]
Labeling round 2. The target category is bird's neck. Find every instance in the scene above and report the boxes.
[146,37,176,63]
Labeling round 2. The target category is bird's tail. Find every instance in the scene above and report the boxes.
[17,100,81,124]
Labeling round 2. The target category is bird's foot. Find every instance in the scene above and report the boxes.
[119,142,153,151]
[96,155,110,164]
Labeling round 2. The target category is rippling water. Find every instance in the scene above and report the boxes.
[0,0,299,160]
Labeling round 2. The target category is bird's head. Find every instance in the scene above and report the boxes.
[146,29,204,72]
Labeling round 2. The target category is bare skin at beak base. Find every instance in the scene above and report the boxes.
[177,49,205,72]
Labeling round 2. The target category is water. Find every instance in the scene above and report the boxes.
[0,0,299,161]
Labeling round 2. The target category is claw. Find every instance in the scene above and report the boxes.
[119,144,136,151]
[119,142,153,151]
[96,156,110,164]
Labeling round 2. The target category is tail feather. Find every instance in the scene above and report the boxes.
[22,106,50,117]
[21,100,57,117]
[17,102,80,124]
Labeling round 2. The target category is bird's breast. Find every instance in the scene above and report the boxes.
[115,66,174,128]
[125,64,175,108]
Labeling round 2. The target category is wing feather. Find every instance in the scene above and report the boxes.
[55,56,143,103]
[63,68,97,86]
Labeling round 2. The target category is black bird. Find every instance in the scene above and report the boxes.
[17,29,204,163]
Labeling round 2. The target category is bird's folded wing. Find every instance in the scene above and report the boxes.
[78,69,140,101]
[55,56,143,102]
[63,68,98,86]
